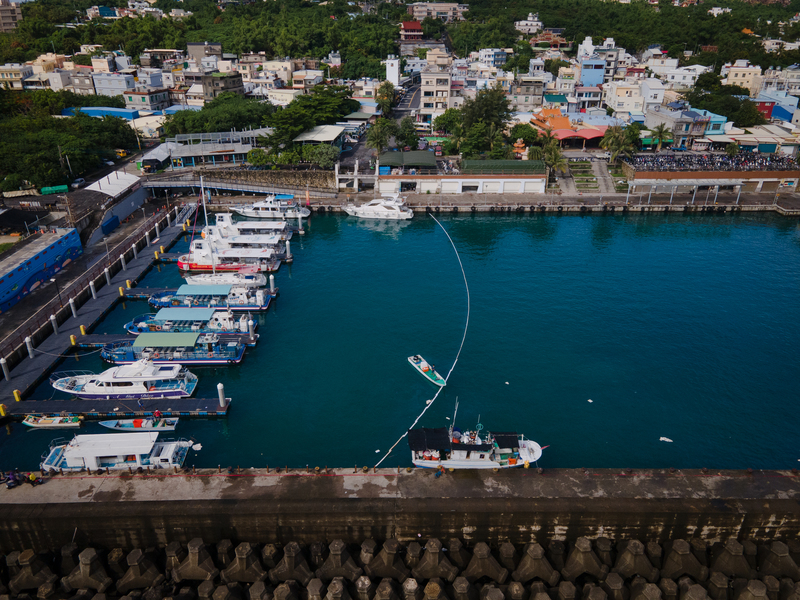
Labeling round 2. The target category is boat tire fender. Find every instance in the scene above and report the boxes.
[471,206,476,212]
[557,206,563,212]
[435,206,440,213]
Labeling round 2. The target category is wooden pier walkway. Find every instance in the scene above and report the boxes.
[4,397,229,419]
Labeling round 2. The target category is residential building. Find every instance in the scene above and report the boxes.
[0,0,21,33]
[47,70,73,92]
[514,13,542,34]
[640,78,665,111]
[508,75,545,111]
[577,36,595,58]
[426,48,452,72]
[478,48,507,68]
[556,66,577,96]
[751,97,777,120]
[384,54,401,87]
[169,8,192,18]
[720,59,762,97]
[782,64,800,95]
[0,63,33,90]
[31,53,66,74]
[694,109,727,135]
[22,73,51,90]
[92,55,116,73]
[69,69,97,95]
[140,49,184,69]
[290,70,324,93]
[604,80,643,116]
[352,77,380,99]
[579,57,605,87]
[575,86,602,111]
[406,2,467,23]
[400,21,423,42]
[420,70,462,122]
[759,91,799,121]
[183,71,244,103]
[186,42,222,66]
[529,58,545,76]
[266,89,304,106]
[760,67,788,94]
[124,88,171,111]
[92,72,136,97]
[644,54,679,77]
[87,5,118,18]
[708,7,731,16]
[664,65,710,90]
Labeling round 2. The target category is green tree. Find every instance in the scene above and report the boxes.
[421,16,445,39]
[309,145,340,168]
[460,121,489,158]
[725,142,740,158]
[544,59,569,77]
[415,48,428,59]
[376,80,395,116]
[460,84,512,131]
[650,123,673,151]
[397,116,420,150]
[544,144,568,181]
[247,148,269,166]
[508,123,539,146]
[433,108,462,134]
[600,125,636,165]
[366,118,398,156]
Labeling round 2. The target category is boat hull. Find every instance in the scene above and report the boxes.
[98,419,178,432]
[233,208,310,219]
[52,386,193,400]
[177,259,279,273]
[408,355,446,387]
[23,416,82,429]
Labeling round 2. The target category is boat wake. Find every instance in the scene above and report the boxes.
[374,214,470,468]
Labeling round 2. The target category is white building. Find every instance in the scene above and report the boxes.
[708,7,731,16]
[0,62,33,90]
[644,54,679,77]
[384,54,401,87]
[577,36,595,58]
[663,65,710,90]
[514,12,543,34]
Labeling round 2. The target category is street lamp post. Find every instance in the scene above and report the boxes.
[50,278,63,308]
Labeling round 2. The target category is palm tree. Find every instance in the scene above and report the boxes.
[544,145,568,183]
[600,126,635,165]
[650,123,672,152]
[528,145,544,161]
[539,128,559,151]
[726,142,740,158]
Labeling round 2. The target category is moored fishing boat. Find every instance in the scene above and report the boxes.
[232,195,310,220]
[100,332,246,366]
[148,284,271,312]
[98,418,179,432]
[51,359,198,399]
[408,355,446,387]
[40,432,193,472]
[213,213,293,241]
[22,415,82,429]
[177,240,281,273]
[124,308,256,336]
[408,404,543,469]
[184,271,267,288]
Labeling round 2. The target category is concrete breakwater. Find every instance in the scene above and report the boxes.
[2,468,800,552]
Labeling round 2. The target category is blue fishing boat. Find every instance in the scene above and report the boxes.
[148,284,271,312]
[124,307,256,336]
[101,332,246,366]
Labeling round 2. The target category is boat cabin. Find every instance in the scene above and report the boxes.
[40,432,191,472]
[408,427,531,469]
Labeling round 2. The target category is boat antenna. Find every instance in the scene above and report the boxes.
[450,398,459,437]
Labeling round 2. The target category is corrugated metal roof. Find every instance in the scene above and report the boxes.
[132,332,200,349]
[154,308,218,321]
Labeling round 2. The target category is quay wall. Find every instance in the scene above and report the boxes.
[2,468,800,552]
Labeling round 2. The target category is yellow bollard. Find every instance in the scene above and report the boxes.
[80,325,87,336]
[13,390,21,402]
[70,335,77,346]
[182,224,186,232]
[0,404,5,417]
[154,251,159,260]
[160,245,165,254]
[126,280,132,289]
[185,219,190,228]
[119,287,124,297]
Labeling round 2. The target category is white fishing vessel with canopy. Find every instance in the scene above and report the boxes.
[408,402,543,469]
[184,271,267,288]
[232,195,310,219]
[213,213,293,241]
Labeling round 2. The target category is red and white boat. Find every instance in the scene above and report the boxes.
[177,238,281,273]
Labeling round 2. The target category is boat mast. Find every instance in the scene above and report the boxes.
[199,176,216,275]
[450,398,459,438]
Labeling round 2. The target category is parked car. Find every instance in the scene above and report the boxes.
[70,178,86,189]
[104,160,115,166]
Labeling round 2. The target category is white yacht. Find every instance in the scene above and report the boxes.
[184,271,267,288]
[232,195,311,220]
[51,359,198,400]
[344,195,413,220]
[40,432,193,472]
[213,213,293,241]
[178,238,281,272]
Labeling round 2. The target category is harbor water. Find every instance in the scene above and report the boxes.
[1,212,799,471]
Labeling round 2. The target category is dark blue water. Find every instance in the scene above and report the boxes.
[2,213,799,471]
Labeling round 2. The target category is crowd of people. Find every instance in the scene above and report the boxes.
[629,153,798,172]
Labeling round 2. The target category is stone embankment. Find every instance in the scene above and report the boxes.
[2,535,800,600]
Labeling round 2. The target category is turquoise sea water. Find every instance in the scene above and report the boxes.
[1,212,799,471]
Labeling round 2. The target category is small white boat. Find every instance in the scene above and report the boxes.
[51,360,198,400]
[184,272,267,288]
[232,196,311,220]
[98,418,179,432]
[22,415,82,429]
[408,355,446,387]
[344,196,413,220]
[40,432,193,472]
[409,403,544,469]
[214,214,293,241]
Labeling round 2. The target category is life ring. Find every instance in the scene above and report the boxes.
[208,352,214,358]
[149,386,156,391]
[239,298,245,305]
[155,325,162,331]
[153,352,160,359]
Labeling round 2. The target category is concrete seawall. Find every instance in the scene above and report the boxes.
[2,468,800,552]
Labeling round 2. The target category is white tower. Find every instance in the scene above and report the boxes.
[385,54,400,87]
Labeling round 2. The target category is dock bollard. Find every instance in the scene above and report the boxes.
[298,214,304,235]
[269,275,276,295]
[286,240,292,260]
[25,336,34,359]
[131,244,138,259]
[126,280,132,289]
[185,219,190,228]
[182,223,186,232]
[104,268,111,286]
[70,335,77,346]
[248,320,255,343]
[120,254,127,271]
[80,325,87,336]
[50,315,58,335]
[89,281,97,300]
[69,298,78,319]
[0,358,8,381]
[155,222,160,237]
[217,383,227,408]
[0,404,5,417]
[160,245,165,254]
[13,390,21,402]
[119,287,124,297]
[154,251,159,260]
[145,232,151,246]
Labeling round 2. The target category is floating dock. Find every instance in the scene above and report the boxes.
[4,396,230,419]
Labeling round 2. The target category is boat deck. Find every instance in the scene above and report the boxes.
[121,288,178,299]
[5,397,230,419]
[76,333,258,348]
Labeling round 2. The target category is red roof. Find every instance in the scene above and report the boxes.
[402,21,423,30]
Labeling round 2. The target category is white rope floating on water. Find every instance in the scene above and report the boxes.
[374,213,470,468]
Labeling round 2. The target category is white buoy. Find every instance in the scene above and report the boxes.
[104,268,111,286]
[217,383,227,408]
[248,319,255,343]
[89,281,97,299]
[269,274,276,295]
[587,399,593,403]
[25,336,34,359]
[0,357,10,381]
[50,314,58,335]
[69,298,78,319]
[120,254,127,271]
